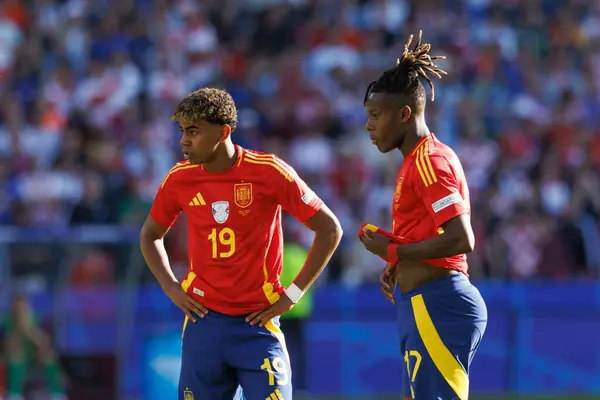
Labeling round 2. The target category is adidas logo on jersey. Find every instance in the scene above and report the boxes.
[189,192,206,206]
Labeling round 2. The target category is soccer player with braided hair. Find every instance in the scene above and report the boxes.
[359,31,487,400]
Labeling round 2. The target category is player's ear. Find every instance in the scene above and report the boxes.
[219,124,232,142]
[400,105,412,123]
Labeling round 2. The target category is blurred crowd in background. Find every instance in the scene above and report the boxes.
[2,0,600,289]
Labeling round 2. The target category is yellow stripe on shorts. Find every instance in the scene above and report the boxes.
[411,294,469,400]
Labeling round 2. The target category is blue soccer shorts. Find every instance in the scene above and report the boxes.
[397,273,487,400]
[178,311,292,400]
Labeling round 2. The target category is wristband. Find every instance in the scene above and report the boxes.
[284,283,304,303]
[386,243,399,265]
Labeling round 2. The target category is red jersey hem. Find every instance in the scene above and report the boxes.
[186,285,286,316]
[192,298,275,316]
[417,259,469,277]
[298,199,323,223]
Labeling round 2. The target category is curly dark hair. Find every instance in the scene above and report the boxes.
[364,30,447,108]
[172,88,238,131]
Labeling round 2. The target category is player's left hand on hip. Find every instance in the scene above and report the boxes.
[359,228,391,258]
[245,295,294,327]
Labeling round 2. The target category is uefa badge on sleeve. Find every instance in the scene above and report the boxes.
[212,201,230,224]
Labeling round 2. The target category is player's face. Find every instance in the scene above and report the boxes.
[365,94,410,153]
[179,120,228,164]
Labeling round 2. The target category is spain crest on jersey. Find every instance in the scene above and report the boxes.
[183,388,194,400]
[394,176,404,202]
[212,201,230,224]
[234,183,252,208]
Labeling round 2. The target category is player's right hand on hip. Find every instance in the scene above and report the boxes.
[379,263,397,305]
[164,281,208,322]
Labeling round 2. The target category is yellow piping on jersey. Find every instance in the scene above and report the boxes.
[410,135,429,157]
[417,145,433,186]
[416,141,437,187]
[236,147,245,166]
[415,146,430,187]
[180,263,197,339]
[245,151,295,170]
[422,140,438,184]
[245,153,290,305]
[160,162,198,188]
[181,271,197,291]
[244,152,294,182]
[262,258,280,305]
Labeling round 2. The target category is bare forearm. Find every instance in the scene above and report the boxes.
[396,233,471,260]
[293,228,342,291]
[140,235,178,289]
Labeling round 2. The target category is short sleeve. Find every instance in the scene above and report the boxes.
[274,158,323,223]
[415,155,469,227]
[149,175,182,228]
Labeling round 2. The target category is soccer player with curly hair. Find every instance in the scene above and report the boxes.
[140,88,343,400]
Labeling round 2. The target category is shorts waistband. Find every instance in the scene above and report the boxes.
[400,272,470,300]
[199,308,276,319]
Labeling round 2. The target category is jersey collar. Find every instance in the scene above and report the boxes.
[234,144,245,167]
[200,144,245,174]
[408,133,437,158]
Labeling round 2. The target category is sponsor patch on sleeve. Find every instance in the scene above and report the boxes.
[301,190,315,204]
[431,193,462,213]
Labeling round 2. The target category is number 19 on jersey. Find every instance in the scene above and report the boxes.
[208,228,236,258]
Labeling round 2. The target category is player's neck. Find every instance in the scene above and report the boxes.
[202,142,238,173]
[399,118,430,158]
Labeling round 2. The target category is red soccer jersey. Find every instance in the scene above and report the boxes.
[392,134,471,275]
[150,145,323,315]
